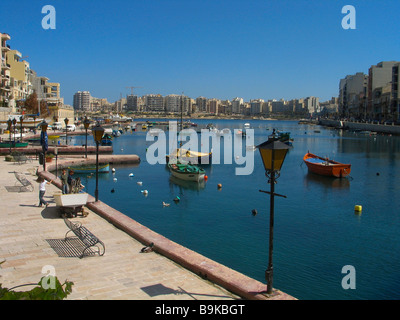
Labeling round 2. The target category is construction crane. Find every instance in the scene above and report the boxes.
[126,86,143,95]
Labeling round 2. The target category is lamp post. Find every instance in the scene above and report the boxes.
[20,115,24,141]
[257,129,290,295]
[64,117,69,145]
[83,117,90,158]
[40,120,48,171]
[7,119,12,153]
[54,147,58,177]
[12,118,16,146]
[92,123,104,202]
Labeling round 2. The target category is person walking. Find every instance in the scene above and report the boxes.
[60,168,68,194]
[36,176,52,207]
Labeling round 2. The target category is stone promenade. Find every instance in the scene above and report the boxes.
[0,154,295,300]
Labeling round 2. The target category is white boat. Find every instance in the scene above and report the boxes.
[54,192,89,207]
[168,162,205,182]
[244,123,250,129]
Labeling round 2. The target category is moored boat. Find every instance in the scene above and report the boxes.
[303,152,351,178]
[166,148,212,164]
[0,141,29,148]
[68,163,110,174]
[168,162,206,182]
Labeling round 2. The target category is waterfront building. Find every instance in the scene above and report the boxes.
[232,97,243,114]
[208,98,221,115]
[126,94,138,111]
[144,94,164,112]
[6,49,32,103]
[368,61,399,120]
[250,99,264,115]
[0,32,12,109]
[338,72,368,118]
[73,91,91,111]
[391,63,400,122]
[165,94,181,113]
[196,96,208,113]
[304,96,320,116]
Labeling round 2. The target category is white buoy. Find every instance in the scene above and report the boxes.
[129,173,134,177]
[112,168,116,173]
[163,202,170,207]
[137,181,143,186]
[141,190,148,195]
[113,178,117,181]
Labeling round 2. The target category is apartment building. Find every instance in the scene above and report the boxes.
[1,32,12,108]
[368,61,399,119]
[144,94,164,112]
[6,49,32,102]
[232,97,243,114]
[339,72,368,118]
[391,63,400,121]
[73,91,91,111]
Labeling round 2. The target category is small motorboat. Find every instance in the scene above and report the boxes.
[166,148,212,165]
[168,162,206,182]
[303,152,351,178]
[68,163,110,174]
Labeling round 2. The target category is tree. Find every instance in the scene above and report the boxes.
[24,92,50,117]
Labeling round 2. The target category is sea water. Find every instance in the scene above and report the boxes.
[67,119,400,300]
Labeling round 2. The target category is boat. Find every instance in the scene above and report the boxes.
[68,163,110,174]
[278,132,293,146]
[166,148,212,164]
[0,141,29,148]
[101,133,113,146]
[53,192,89,207]
[244,123,250,129]
[303,152,351,178]
[168,162,206,182]
[48,135,60,139]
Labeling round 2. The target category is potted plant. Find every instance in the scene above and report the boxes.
[45,153,55,163]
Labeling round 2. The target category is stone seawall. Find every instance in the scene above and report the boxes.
[319,119,400,135]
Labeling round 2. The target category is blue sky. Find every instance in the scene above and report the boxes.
[2,0,400,105]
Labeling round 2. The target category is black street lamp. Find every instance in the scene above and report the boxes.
[256,129,290,295]
[40,120,49,171]
[12,118,16,145]
[92,123,104,202]
[7,119,12,153]
[64,117,69,145]
[83,117,91,158]
[20,116,24,141]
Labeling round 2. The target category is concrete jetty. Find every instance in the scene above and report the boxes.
[0,154,296,300]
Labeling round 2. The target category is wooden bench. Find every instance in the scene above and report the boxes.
[12,152,30,165]
[63,218,105,258]
[14,171,34,192]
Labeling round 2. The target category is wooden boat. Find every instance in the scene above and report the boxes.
[168,162,206,182]
[303,152,351,178]
[53,192,89,207]
[68,163,110,174]
[101,133,113,146]
[278,131,293,146]
[166,148,212,164]
[0,141,29,148]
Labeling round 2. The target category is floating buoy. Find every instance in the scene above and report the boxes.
[252,209,258,216]
[111,188,115,193]
[141,190,148,195]
[354,205,362,212]
[137,181,143,186]
[204,175,208,181]
[173,196,180,202]
[217,183,222,189]
[113,177,117,182]
[162,202,170,207]
[112,168,116,173]
[129,173,134,177]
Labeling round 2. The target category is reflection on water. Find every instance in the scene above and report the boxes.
[303,172,351,189]
[169,175,206,191]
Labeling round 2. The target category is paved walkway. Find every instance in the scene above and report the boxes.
[0,157,239,300]
[0,153,296,300]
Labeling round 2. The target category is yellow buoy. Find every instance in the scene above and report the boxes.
[354,205,362,212]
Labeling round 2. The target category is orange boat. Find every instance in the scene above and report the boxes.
[303,152,351,178]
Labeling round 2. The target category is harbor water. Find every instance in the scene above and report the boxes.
[66,119,400,300]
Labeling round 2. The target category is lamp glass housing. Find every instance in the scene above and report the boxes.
[257,139,289,172]
[84,117,90,129]
[64,117,69,125]
[40,121,48,132]
[92,124,105,143]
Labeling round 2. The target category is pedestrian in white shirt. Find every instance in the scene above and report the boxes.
[36,176,52,207]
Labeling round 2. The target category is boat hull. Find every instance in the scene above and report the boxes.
[0,142,29,148]
[168,163,205,182]
[54,192,89,207]
[303,153,351,178]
